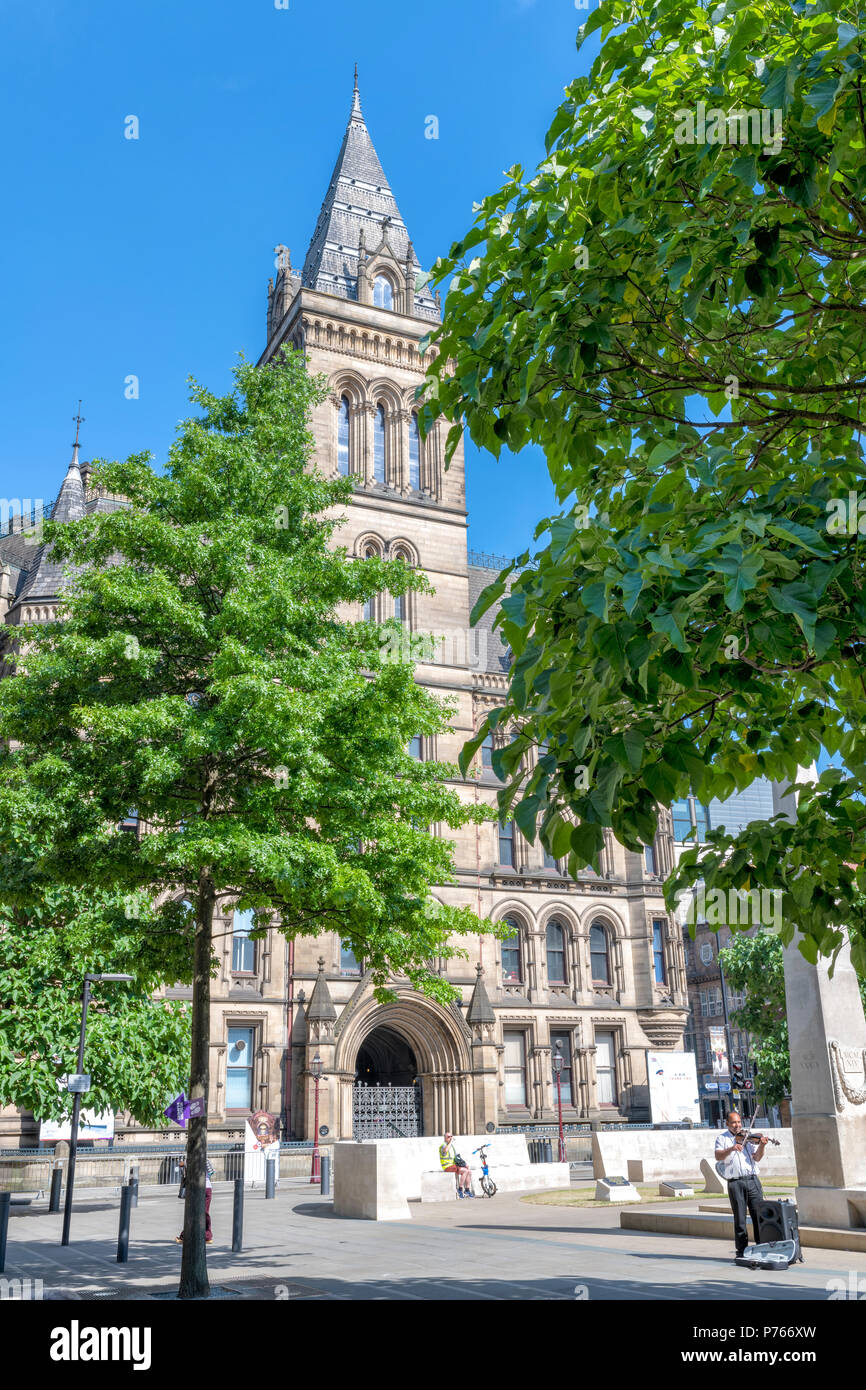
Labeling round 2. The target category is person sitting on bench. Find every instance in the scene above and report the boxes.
[439,1133,474,1198]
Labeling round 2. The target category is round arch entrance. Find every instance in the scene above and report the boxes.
[335,991,473,1140]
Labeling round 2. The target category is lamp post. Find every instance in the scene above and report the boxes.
[309,1054,323,1184]
[61,973,133,1246]
[552,1042,567,1163]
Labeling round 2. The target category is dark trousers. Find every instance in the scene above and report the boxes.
[728,1175,763,1253]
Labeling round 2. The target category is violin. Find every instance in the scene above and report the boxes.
[735,1126,780,1147]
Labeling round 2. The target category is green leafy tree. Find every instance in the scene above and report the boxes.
[424,0,866,973]
[720,932,792,1109]
[720,929,866,1107]
[0,894,191,1127]
[0,773,193,1123]
[0,350,487,1298]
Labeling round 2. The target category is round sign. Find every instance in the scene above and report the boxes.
[485,1122,495,1133]
[319,1125,329,1137]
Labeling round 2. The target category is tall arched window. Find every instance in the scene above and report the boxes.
[546,919,567,984]
[394,592,406,624]
[409,414,421,490]
[501,917,522,983]
[373,275,394,309]
[231,908,256,974]
[337,396,350,475]
[590,922,611,984]
[362,543,378,621]
[373,405,386,483]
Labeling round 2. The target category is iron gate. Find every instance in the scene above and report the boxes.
[352,1083,422,1139]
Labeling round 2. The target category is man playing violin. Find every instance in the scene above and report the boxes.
[715,1110,769,1260]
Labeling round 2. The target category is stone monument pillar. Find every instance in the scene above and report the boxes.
[775,776,866,1229]
[784,936,866,1228]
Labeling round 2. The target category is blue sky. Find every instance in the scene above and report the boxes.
[0,0,593,557]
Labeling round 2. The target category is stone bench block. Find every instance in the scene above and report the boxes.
[419,1162,570,1202]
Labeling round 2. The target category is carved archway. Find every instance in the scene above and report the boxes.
[334,985,473,1138]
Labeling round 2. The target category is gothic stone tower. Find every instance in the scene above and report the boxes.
[251,75,690,1143]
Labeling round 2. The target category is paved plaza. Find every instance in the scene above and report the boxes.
[5,1180,866,1301]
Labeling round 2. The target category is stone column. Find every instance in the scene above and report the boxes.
[784,937,866,1228]
[775,774,866,1228]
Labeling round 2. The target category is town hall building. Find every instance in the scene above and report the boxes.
[0,76,690,1147]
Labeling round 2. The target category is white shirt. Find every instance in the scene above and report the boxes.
[715,1129,759,1180]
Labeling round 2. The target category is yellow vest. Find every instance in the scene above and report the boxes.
[439,1143,455,1170]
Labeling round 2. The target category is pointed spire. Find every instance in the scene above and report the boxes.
[466,964,496,1026]
[305,957,337,1023]
[9,422,87,611]
[300,78,438,319]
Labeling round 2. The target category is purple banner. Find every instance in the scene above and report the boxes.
[164,1092,188,1127]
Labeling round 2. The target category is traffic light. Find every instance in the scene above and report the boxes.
[732,1059,746,1088]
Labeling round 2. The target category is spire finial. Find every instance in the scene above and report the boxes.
[70,400,85,470]
[72,400,85,450]
[351,64,363,120]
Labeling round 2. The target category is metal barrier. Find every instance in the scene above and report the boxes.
[0,1141,319,1194]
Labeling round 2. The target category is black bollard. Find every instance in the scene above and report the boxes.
[232,1177,244,1253]
[265,1155,276,1200]
[320,1153,331,1196]
[117,1181,133,1263]
[0,1191,10,1273]
[49,1166,63,1214]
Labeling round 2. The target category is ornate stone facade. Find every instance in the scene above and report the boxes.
[0,77,689,1147]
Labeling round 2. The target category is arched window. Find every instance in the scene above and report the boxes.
[409,414,421,490]
[340,940,361,975]
[362,543,378,621]
[653,918,667,984]
[337,396,350,475]
[590,922,611,984]
[546,919,567,984]
[501,917,522,983]
[373,404,386,483]
[373,275,394,310]
[231,908,256,974]
[498,817,515,866]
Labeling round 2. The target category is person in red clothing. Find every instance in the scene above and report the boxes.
[176,1160,214,1243]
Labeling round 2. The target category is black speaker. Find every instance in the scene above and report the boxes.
[757,1199,803,1261]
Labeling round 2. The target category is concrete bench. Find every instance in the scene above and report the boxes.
[419,1160,570,1202]
[334,1134,570,1219]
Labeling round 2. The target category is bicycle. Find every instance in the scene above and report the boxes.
[472,1143,497,1197]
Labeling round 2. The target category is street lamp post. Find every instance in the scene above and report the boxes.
[61,973,133,1247]
[552,1042,567,1164]
[309,1054,323,1184]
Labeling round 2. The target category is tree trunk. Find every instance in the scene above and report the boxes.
[178,867,215,1300]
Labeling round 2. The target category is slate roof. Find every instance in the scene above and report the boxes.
[301,76,438,319]
[468,564,512,676]
[14,447,87,605]
[466,965,496,1025]
[305,959,337,1023]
